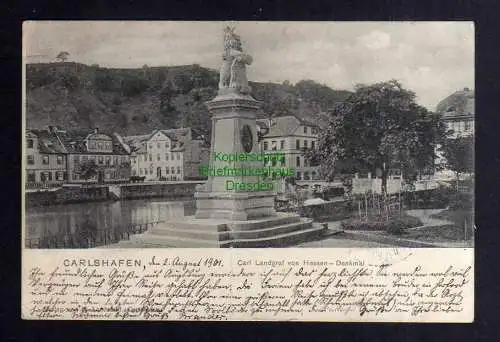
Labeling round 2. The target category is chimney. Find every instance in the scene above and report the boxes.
[94,127,99,134]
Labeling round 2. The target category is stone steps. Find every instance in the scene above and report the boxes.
[128,221,326,248]
[148,218,313,241]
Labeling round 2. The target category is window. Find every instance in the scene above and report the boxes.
[270,141,276,151]
[27,139,34,148]
[176,153,180,160]
[304,140,308,149]
[263,141,268,150]
[47,172,52,181]
[464,121,471,131]
[312,171,316,180]
[280,140,285,149]
[42,155,49,165]
[149,154,152,162]
[165,142,169,149]
[56,171,64,181]
[57,155,63,165]
[166,167,170,174]
[171,167,175,174]
[74,155,80,164]
[296,140,300,149]
[149,144,152,150]
[165,153,169,161]
[296,156,301,167]
[157,154,161,161]
[171,153,174,160]
[82,155,88,162]
[98,156,104,165]
[105,156,111,165]
[311,141,315,149]
[304,172,310,180]
[40,172,46,182]
[304,126,307,134]
[27,155,35,165]
[140,169,143,175]
[177,166,181,174]
[105,172,111,180]
[27,171,36,182]
[296,172,301,180]
[157,143,160,149]
[113,156,118,164]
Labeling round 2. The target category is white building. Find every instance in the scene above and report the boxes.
[124,128,209,181]
[434,88,475,180]
[257,115,320,181]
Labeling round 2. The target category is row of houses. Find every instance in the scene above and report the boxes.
[25,88,473,189]
[24,126,209,188]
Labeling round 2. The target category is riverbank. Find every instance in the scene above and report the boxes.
[26,181,204,206]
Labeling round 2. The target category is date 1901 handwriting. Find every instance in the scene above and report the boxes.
[24,256,472,321]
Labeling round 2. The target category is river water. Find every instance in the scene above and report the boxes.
[25,199,196,248]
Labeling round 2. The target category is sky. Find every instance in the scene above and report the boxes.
[23,21,474,110]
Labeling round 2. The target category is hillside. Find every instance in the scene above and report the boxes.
[25,62,351,142]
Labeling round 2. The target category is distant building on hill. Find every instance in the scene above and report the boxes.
[123,128,209,181]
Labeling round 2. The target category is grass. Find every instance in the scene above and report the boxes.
[341,214,423,234]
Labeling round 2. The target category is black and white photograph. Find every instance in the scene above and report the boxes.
[23,21,474,250]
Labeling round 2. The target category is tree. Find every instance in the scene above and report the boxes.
[441,136,474,181]
[308,80,445,194]
[55,51,70,62]
[78,159,99,180]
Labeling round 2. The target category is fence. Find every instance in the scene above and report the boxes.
[353,191,403,222]
[25,220,163,249]
[25,182,62,190]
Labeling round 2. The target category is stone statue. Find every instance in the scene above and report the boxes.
[219,26,252,95]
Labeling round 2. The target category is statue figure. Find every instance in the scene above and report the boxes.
[219,26,252,95]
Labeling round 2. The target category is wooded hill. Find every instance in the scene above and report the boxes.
[25,62,351,142]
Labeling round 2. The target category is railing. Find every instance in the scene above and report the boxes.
[25,220,164,249]
[25,182,62,190]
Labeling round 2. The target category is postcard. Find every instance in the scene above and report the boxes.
[22,21,474,321]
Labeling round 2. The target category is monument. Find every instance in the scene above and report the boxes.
[129,27,325,247]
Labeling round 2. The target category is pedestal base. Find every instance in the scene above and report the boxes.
[194,191,277,220]
[126,212,325,248]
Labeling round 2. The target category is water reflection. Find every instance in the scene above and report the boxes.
[25,199,195,248]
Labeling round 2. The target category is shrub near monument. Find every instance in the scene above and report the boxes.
[199,151,295,192]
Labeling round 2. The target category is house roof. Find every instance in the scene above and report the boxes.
[256,115,319,137]
[436,88,475,120]
[28,129,66,154]
[55,129,129,155]
[123,128,193,154]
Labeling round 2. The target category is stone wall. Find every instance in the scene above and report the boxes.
[26,182,205,206]
[26,186,109,206]
[120,182,203,199]
[352,178,402,194]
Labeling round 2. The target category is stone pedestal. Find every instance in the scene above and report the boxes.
[193,92,277,220]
